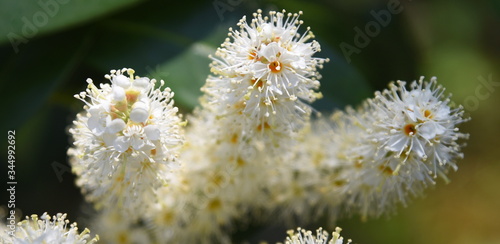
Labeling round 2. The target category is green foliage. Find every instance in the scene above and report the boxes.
[1,0,498,243]
[0,0,145,45]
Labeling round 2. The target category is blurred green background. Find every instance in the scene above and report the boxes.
[1,0,499,243]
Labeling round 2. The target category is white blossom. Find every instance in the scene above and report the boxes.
[57,9,471,244]
[283,227,351,244]
[368,77,469,178]
[3,213,98,244]
[328,77,469,219]
[68,68,184,218]
[205,9,328,133]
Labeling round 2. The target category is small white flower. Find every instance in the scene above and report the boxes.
[106,118,126,134]
[5,213,98,244]
[129,101,150,123]
[114,74,131,88]
[283,227,351,244]
[68,68,184,218]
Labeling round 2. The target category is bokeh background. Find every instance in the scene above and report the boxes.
[1,0,499,243]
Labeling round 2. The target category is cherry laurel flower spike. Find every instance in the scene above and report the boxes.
[68,68,185,219]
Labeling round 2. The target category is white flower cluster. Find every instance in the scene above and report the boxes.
[1,213,98,244]
[121,10,330,243]
[318,77,469,219]
[284,227,350,244]
[205,9,328,132]
[59,9,469,244]
[68,68,184,218]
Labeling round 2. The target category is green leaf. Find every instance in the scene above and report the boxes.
[0,0,145,46]
[148,42,215,110]
[84,4,241,111]
[314,41,373,111]
[0,29,92,132]
[147,23,237,110]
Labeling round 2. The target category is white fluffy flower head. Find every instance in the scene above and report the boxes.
[7,213,98,244]
[284,227,351,244]
[68,68,184,215]
[205,9,328,131]
[333,77,469,219]
[369,76,469,177]
[72,68,182,157]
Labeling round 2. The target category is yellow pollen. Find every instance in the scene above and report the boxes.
[117,232,128,244]
[211,174,224,186]
[379,165,394,175]
[333,180,346,186]
[404,123,417,136]
[230,134,238,144]
[207,198,221,211]
[162,211,174,224]
[424,109,433,118]
[257,122,271,131]
[248,50,258,60]
[236,157,246,166]
[268,61,282,73]
[125,90,140,104]
[250,78,264,88]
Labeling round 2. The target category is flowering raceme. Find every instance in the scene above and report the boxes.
[206,9,328,131]
[318,77,469,219]
[5,8,468,244]
[68,68,184,219]
[138,9,331,243]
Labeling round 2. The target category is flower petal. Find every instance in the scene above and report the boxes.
[114,136,129,153]
[144,125,161,141]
